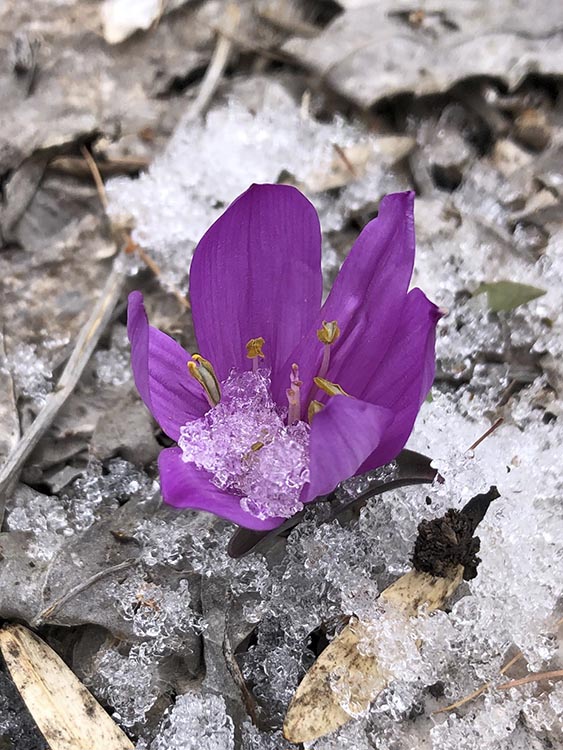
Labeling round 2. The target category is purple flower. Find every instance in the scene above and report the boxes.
[127,184,439,531]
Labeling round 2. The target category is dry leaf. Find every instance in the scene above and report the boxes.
[304,137,415,192]
[283,566,464,744]
[284,1,563,109]
[0,624,134,750]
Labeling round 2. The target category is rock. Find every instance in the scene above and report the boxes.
[91,389,160,466]
[514,108,552,151]
[427,129,473,191]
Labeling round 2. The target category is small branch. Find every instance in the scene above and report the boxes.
[498,669,563,691]
[435,617,563,713]
[49,155,150,179]
[332,143,357,178]
[184,4,240,123]
[82,146,189,310]
[80,145,109,210]
[434,652,524,714]
[467,417,504,452]
[32,559,136,627]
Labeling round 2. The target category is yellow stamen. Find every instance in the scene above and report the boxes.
[317,320,340,345]
[188,354,221,406]
[246,337,265,359]
[313,376,350,398]
[250,441,264,452]
[307,399,324,423]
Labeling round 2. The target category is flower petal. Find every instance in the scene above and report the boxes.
[127,291,208,440]
[276,191,416,405]
[159,447,284,530]
[302,396,394,502]
[189,184,322,384]
[359,288,440,470]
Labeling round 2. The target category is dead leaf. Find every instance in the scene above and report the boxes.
[304,137,415,192]
[283,566,463,744]
[0,624,134,750]
[101,0,192,45]
[284,1,563,108]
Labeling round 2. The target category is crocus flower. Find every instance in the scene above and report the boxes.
[127,184,439,531]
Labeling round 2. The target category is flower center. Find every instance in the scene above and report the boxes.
[178,370,310,520]
[182,324,346,519]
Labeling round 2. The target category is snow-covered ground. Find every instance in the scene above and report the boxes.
[3,81,563,750]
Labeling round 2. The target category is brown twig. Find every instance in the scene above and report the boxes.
[332,143,357,178]
[49,155,150,179]
[185,4,240,122]
[467,417,504,452]
[80,145,109,211]
[0,147,134,524]
[205,24,295,67]
[498,669,563,691]
[434,652,524,714]
[80,146,190,310]
[435,616,563,713]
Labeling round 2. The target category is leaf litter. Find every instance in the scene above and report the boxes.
[1,1,563,749]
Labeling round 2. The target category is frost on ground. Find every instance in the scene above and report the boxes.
[103,86,563,748]
[106,81,412,294]
[3,80,563,750]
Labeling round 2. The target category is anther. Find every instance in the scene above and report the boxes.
[307,399,324,424]
[188,354,221,407]
[316,320,340,379]
[313,376,350,398]
[246,337,265,372]
[317,320,340,345]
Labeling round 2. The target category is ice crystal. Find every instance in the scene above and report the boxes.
[8,84,562,750]
[94,324,132,386]
[241,722,287,750]
[109,570,202,652]
[240,620,314,724]
[6,459,156,561]
[107,93,406,293]
[5,487,69,561]
[149,693,234,750]
[5,342,52,405]
[179,370,310,520]
[91,642,162,728]
[134,516,193,567]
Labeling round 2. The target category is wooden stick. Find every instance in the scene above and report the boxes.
[185,4,240,122]
[80,145,109,210]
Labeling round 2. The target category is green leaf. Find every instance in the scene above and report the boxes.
[474,281,546,312]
